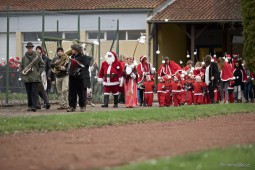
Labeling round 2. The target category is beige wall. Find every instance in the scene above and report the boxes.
[16,32,23,57]
[157,24,187,66]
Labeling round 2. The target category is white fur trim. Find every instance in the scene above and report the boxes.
[194,93,203,96]
[140,55,147,62]
[103,81,120,86]
[98,78,103,82]
[145,91,153,94]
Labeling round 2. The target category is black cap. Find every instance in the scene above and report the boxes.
[25,42,34,48]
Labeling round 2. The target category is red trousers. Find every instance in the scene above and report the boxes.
[104,85,119,95]
[194,95,203,105]
[186,91,193,105]
[214,89,219,103]
[165,92,172,107]
[172,93,181,107]
[158,92,166,107]
[181,91,186,104]
[144,93,153,107]
[203,92,210,104]
[229,90,234,103]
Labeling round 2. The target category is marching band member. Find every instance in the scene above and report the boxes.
[67,44,87,112]
[36,46,51,109]
[98,51,123,108]
[122,57,138,108]
[51,47,69,110]
[20,42,45,112]
[137,55,155,106]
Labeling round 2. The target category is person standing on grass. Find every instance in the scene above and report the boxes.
[98,51,123,108]
[35,46,51,109]
[20,42,45,112]
[81,48,92,111]
[217,57,233,104]
[204,55,219,104]
[67,44,87,112]
[121,57,138,108]
[233,59,247,103]
[137,55,155,106]
[50,47,69,110]
[243,59,254,103]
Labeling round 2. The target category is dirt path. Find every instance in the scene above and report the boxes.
[0,113,255,170]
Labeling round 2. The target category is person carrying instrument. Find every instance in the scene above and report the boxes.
[36,46,51,109]
[67,44,86,112]
[51,47,69,110]
[20,42,45,112]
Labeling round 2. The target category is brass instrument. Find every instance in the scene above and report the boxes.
[52,54,69,74]
[22,54,39,75]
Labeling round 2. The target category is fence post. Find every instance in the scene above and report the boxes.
[98,17,101,68]
[5,5,10,104]
[77,15,80,41]
[116,19,119,57]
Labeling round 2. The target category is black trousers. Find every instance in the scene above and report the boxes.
[69,77,84,108]
[38,83,49,105]
[139,89,145,104]
[208,82,216,103]
[25,82,39,109]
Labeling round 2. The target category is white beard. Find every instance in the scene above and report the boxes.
[105,53,115,65]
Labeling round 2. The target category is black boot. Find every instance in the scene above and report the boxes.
[113,95,118,108]
[101,95,109,107]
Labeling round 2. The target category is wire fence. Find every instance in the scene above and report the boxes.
[0,6,135,106]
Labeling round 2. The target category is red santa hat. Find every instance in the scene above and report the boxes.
[140,55,147,62]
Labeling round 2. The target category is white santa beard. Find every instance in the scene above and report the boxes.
[105,56,115,65]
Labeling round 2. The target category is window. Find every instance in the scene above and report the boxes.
[128,30,145,40]
[106,31,126,40]
[23,32,63,42]
[88,32,105,40]
[24,32,42,42]
[65,32,79,40]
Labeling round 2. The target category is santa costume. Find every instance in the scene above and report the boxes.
[164,75,173,107]
[137,55,155,106]
[170,76,182,107]
[122,59,138,108]
[193,76,207,105]
[157,77,166,107]
[98,51,123,107]
[158,57,182,77]
[143,75,155,107]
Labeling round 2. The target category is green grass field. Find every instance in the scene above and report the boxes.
[0,103,254,134]
[111,144,255,170]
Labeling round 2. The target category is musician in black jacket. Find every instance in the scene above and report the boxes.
[204,55,219,103]
[67,44,87,112]
[81,52,92,110]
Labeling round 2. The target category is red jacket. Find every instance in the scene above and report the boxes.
[170,81,182,93]
[158,60,182,77]
[143,81,155,93]
[193,82,207,95]
[157,82,166,93]
[221,62,233,81]
[137,62,152,84]
[98,53,123,86]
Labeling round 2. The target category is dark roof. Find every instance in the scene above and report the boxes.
[151,0,242,23]
[0,0,165,12]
